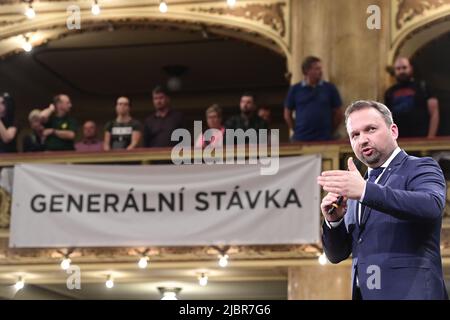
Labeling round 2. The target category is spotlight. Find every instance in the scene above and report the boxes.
[227,0,237,8]
[158,287,181,300]
[25,2,36,19]
[218,254,229,268]
[91,0,101,15]
[60,257,71,270]
[21,35,33,52]
[213,246,231,268]
[198,273,208,286]
[22,41,32,52]
[105,275,114,289]
[159,1,168,13]
[138,256,149,269]
[15,276,25,290]
[318,253,328,265]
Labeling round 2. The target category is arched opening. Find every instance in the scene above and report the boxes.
[411,31,450,135]
[389,12,450,136]
[0,21,290,146]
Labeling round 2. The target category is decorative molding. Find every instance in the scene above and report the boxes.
[0,188,11,229]
[396,0,450,30]
[0,243,320,264]
[0,17,26,27]
[393,13,450,59]
[190,2,286,37]
[0,17,284,61]
[0,1,290,62]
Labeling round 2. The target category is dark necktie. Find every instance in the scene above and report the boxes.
[368,167,384,183]
[360,167,384,225]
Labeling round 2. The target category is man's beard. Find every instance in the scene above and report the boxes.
[396,73,411,83]
[360,148,382,166]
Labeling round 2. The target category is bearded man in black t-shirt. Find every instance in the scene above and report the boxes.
[384,57,440,138]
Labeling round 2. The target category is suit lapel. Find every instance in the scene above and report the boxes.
[359,150,408,227]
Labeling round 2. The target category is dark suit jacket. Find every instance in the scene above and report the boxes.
[322,150,448,299]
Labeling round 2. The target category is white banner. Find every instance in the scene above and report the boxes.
[9,155,321,248]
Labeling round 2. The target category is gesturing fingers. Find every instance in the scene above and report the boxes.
[320,170,349,177]
[317,176,347,184]
[323,186,344,194]
[319,181,345,189]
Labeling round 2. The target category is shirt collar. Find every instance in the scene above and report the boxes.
[367,146,401,174]
[154,108,171,118]
[301,80,324,87]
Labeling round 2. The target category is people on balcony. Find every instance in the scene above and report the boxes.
[3,59,444,156]
[0,92,17,153]
[22,109,45,152]
[104,97,141,151]
[284,56,343,142]
[195,104,225,148]
[384,57,440,138]
[39,94,77,151]
[75,120,103,152]
[143,86,184,148]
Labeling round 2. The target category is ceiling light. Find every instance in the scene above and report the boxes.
[138,256,149,269]
[60,257,71,270]
[318,253,328,265]
[218,254,229,268]
[198,273,208,286]
[227,0,237,8]
[159,1,168,13]
[158,287,181,300]
[15,276,25,290]
[163,65,188,92]
[25,2,36,19]
[105,275,114,289]
[22,42,32,52]
[213,246,231,268]
[91,0,101,15]
[22,35,32,52]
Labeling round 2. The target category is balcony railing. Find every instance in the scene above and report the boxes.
[0,138,449,265]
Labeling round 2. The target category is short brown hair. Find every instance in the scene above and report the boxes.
[152,85,169,96]
[28,109,41,122]
[241,92,256,102]
[206,104,222,118]
[117,96,131,106]
[53,94,68,105]
[302,56,321,75]
[345,100,393,127]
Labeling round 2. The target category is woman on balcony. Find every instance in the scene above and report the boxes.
[104,96,142,151]
[195,104,225,148]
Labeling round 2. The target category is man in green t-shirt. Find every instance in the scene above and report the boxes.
[39,94,77,151]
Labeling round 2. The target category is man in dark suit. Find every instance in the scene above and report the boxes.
[317,100,448,300]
